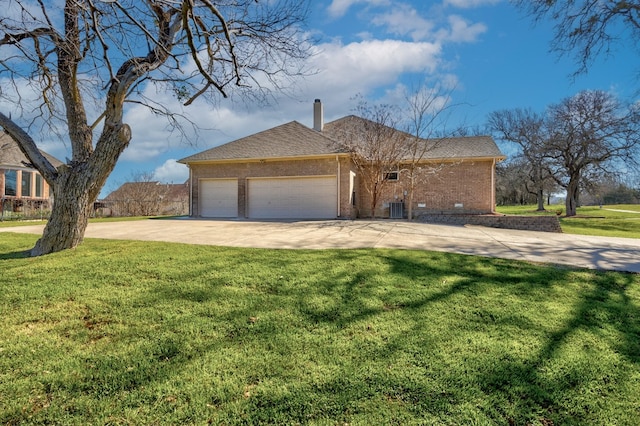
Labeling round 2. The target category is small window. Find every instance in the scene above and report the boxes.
[384,171,399,181]
[35,174,43,198]
[4,170,17,196]
[21,171,32,197]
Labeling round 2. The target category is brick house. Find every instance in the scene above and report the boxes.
[0,132,61,216]
[178,100,505,219]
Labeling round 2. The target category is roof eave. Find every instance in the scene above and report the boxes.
[180,152,350,165]
[408,155,507,163]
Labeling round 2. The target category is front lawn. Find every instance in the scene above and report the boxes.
[1,233,639,425]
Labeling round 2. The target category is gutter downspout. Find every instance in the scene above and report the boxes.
[491,158,496,213]
[188,166,193,217]
[336,155,341,218]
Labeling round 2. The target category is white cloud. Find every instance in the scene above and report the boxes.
[367,3,487,44]
[444,0,502,8]
[119,37,447,159]
[438,15,487,43]
[153,159,189,184]
[327,0,390,18]
[309,39,442,92]
[371,4,435,41]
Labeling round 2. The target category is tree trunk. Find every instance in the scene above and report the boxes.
[565,178,580,217]
[30,166,97,256]
[407,173,415,221]
[536,187,545,211]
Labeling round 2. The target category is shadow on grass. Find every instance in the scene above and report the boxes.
[293,250,640,423]
[473,271,640,423]
[7,243,636,424]
[0,250,30,260]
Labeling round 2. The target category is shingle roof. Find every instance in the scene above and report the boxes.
[104,181,188,201]
[0,132,64,168]
[324,116,505,161]
[179,121,345,163]
[178,116,505,164]
[413,135,505,160]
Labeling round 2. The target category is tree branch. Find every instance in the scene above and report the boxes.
[0,112,59,183]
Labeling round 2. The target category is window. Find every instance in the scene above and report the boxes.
[21,171,32,197]
[4,170,17,196]
[35,174,43,198]
[383,171,399,181]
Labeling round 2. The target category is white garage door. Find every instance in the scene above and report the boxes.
[199,178,238,217]
[248,176,337,219]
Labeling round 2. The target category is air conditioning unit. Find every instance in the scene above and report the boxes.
[389,202,404,219]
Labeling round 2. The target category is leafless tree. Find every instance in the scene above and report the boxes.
[545,90,640,216]
[487,108,555,211]
[401,83,458,220]
[106,171,174,216]
[0,0,310,255]
[326,98,408,218]
[494,157,558,207]
[513,0,640,77]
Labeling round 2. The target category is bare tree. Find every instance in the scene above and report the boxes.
[488,108,555,211]
[106,171,172,216]
[546,90,640,216]
[401,83,458,220]
[514,0,640,77]
[495,158,537,206]
[0,0,310,255]
[325,99,408,218]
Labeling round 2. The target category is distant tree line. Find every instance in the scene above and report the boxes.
[488,90,640,216]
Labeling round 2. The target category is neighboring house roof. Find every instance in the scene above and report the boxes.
[104,181,188,201]
[179,115,505,164]
[0,132,64,169]
[179,121,345,163]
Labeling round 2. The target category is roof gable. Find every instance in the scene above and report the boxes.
[179,121,343,163]
[0,133,64,169]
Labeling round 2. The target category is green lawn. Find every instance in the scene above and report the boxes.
[496,204,640,239]
[2,233,639,425]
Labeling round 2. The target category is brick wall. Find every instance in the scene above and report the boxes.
[189,156,356,218]
[417,213,563,233]
[357,160,496,217]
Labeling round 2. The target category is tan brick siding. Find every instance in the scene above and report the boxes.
[189,157,496,219]
[356,160,496,217]
[189,156,357,218]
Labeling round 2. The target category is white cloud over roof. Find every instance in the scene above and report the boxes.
[153,159,188,184]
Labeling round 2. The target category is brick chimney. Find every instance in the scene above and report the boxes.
[313,99,323,131]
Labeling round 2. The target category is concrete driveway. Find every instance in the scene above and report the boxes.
[2,219,639,273]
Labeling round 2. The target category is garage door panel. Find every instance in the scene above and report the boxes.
[199,179,238,217]
[248,177,336,219]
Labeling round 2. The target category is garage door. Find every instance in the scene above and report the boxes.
[248,176,337,219]
[199,178,238,217]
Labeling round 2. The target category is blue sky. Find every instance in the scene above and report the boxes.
[11,0,640,196]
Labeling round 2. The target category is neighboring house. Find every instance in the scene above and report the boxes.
[0,132,62,216]
[178,100,506,219]
[101,181,189,217]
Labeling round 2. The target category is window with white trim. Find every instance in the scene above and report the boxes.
[383,171,399,181]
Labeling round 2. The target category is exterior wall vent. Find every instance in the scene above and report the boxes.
[389,202,404,219]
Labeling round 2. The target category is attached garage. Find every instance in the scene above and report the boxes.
[199,178,238,217]
[247,176,337,219]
